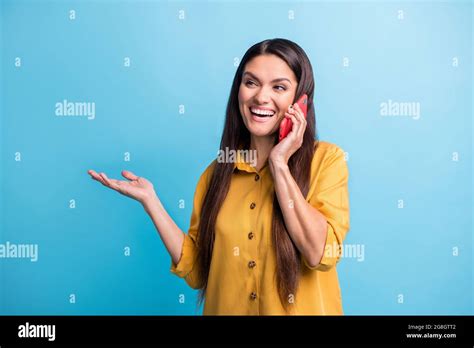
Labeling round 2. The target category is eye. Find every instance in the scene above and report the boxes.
[245,80,287,91]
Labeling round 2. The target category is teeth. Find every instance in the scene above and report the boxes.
[250,107,275,116]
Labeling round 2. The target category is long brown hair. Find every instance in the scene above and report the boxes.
[196,38,318,312]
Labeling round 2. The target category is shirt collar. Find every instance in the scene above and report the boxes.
[233,144,268,174]
[234,156,256,173]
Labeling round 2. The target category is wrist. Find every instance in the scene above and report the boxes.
[269,157,289,175]
[269,153,288,166]
[142,192,160,212]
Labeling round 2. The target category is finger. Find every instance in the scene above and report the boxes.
[296,114,306,140]
[90,174,103,184]
[93,175,105,185]
[122,170,139,181]
[293,105,306,137]
[100,172,111,184]
[98,172,112,187]
[284,112,299,136]
[105,177,125,192]
[285,110,297,120]
[292,105,307,134]
[293,103,305,120]
[89,170,108,185]
[89,170,107,185]
[95,175,107,186]
[100,173,123,191]
[287,111,301,126]
[88,169,101,180]
[88,170,111,187]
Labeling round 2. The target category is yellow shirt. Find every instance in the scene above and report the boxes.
[170,140,350,315]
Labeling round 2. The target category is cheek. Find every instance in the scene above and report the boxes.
[238,87,250,103]
[280,100,293,114]
[238,90,251,114]
[281,93,296,109]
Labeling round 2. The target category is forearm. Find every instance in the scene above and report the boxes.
[269,160,328,267]
[142,194,185,265]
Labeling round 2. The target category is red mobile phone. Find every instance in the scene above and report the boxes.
[279,94,308,142]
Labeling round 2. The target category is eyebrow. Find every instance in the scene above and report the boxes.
[243,71,292,85]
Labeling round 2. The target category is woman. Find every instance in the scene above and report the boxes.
[88,38,350,315]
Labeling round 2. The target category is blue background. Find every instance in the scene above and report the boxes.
[0,0,472,315]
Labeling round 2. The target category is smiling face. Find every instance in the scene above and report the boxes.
[238,54,298,138]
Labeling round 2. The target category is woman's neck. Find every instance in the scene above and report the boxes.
[249,135,274,172]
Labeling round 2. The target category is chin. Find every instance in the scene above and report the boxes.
[242,112,279,138]
[248,126,277,138]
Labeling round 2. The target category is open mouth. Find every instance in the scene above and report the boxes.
[249,107,276,117]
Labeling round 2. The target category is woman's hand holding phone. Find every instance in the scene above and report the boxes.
[270,94,309,166]
[278,94,308,142]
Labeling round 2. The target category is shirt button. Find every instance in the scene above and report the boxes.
[248,232,254,240]
[250,202,256,209]
[250,292,257,300]
[248,260,256,269]
[255,174,260,181]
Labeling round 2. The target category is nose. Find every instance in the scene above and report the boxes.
[253,87,272,105]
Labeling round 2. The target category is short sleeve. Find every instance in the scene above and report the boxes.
[303,145,350,271]
[170,161,215,289]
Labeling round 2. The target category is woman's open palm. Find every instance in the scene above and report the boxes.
[88,169,155,204]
